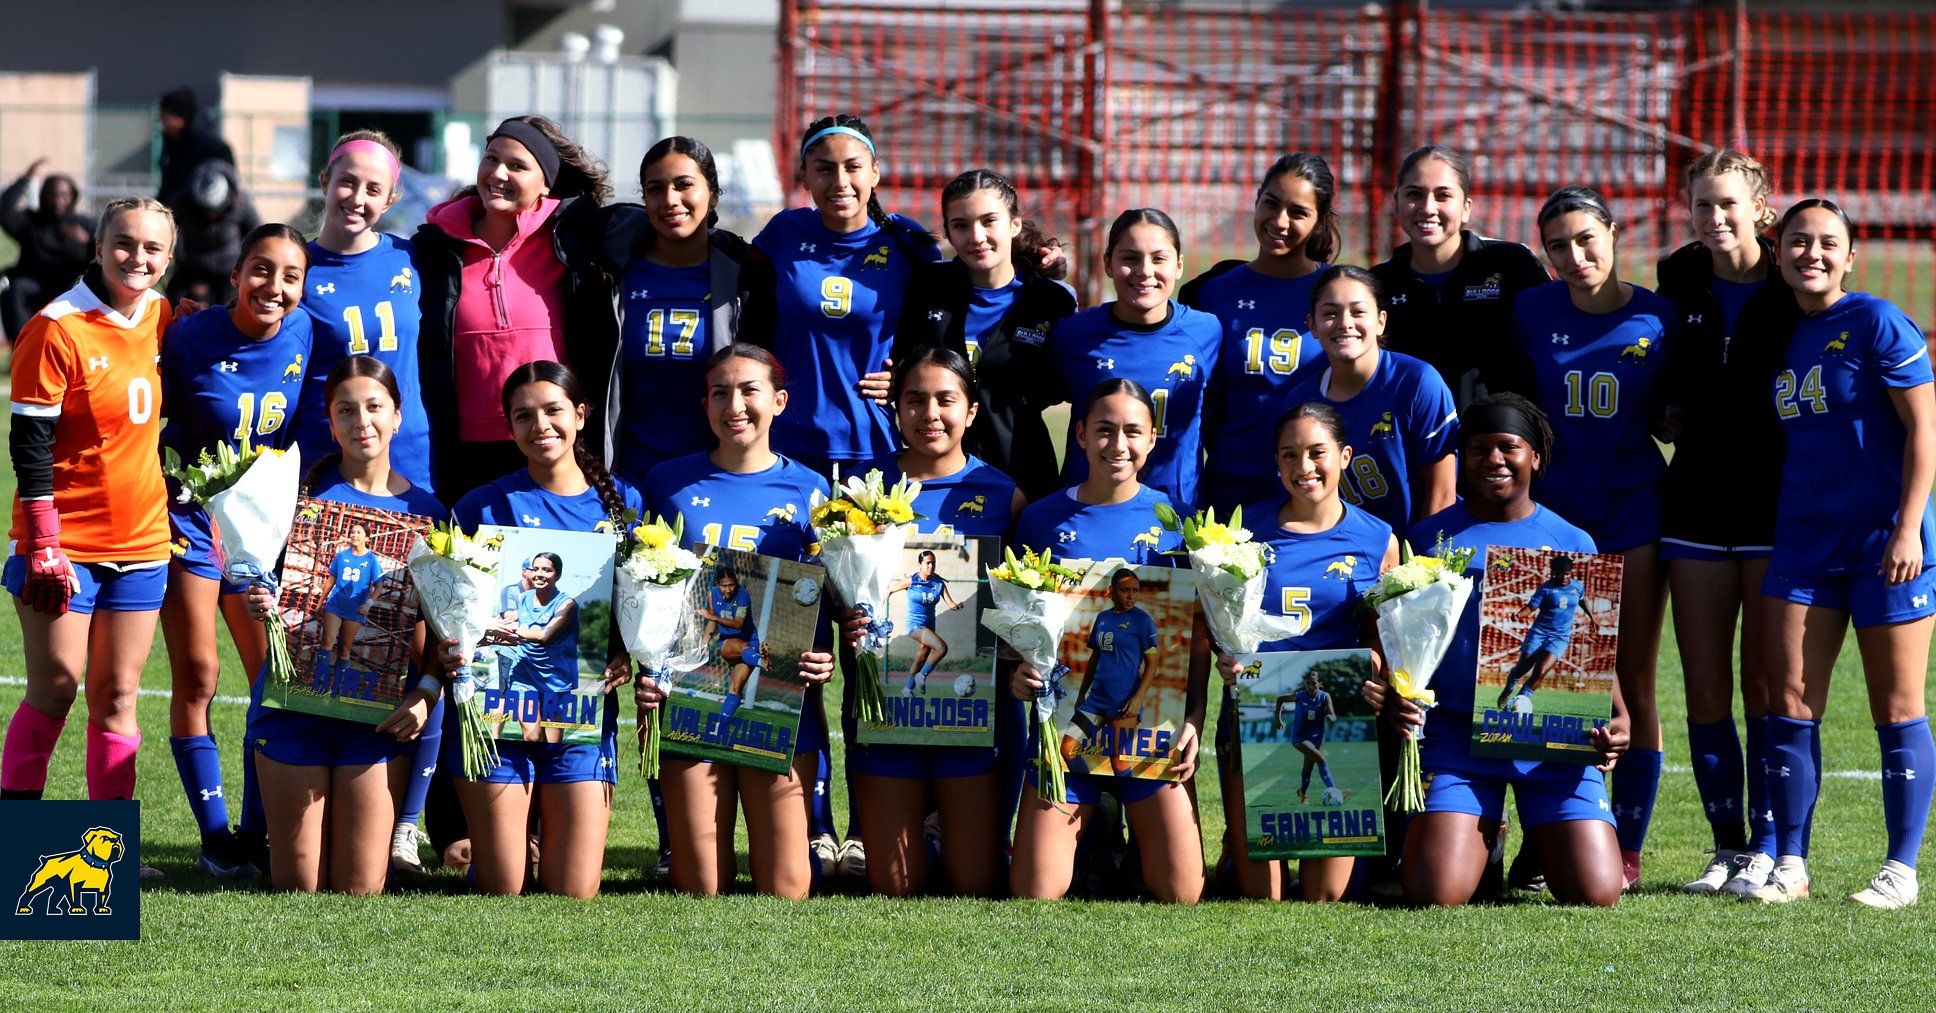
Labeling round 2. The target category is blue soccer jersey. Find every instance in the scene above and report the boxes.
[452,470,642,535]
[1772,292,1936,576]
[159,305,312,462]
[1405,502,1596,715]
[1050,301,1222,508]
[643,451,829,563]
[1513,281,1674,552]
[1013,485,1180,566]
[298,235,433,493]
[1082,604,1159,717]
[1193,264,1327,513]
[751,207,942,463]
[1291,687,1330,740]
[516,588,580,693]
[905,572,946,630]
[324,548,385,613]
[864,453,1018,540]
[1282,350,1459,535]
[614,258,714,486]
[1526,578,1584,641]
[961,278,1021,368]
[1248,497,1394,652]
[709,584,755,639]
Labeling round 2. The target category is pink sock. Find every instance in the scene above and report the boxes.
[85,724,141,801]
[2,700,67,792]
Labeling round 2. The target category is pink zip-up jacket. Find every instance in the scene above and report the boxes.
[425,194,569,441]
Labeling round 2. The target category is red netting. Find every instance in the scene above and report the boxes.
[779,2,1934,328]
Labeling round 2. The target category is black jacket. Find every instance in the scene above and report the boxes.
[1656,239,1792,549]
[1371,232,1549,405]
[157,117,236,218]
[891,260,1077,500]
[0,174,92,290]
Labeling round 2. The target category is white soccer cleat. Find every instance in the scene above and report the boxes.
[837,836,868,879]
[1847,860,1919,910]
[810,833,840,880]
[390,821,429,875]
[1720,852,1775,897]
[1683,848,1745,894]
[1746,857,1809,904]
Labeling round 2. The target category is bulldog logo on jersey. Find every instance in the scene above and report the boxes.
[170,536,190,558]
[1463,273,1503,302]
[1324,555,1358,579]
[955,495,987,516]
[862,245,891,268]
[1824,331,1849,355]
[1165,354,1197,381]
[389,267,415,293]
[766,503,799,522]
[1131,526,1164,548]
[15,827,124,916]
[282,353,304,382]
[1013,324,1048,347]
[1368,412,1396,439]
[1620,336,1653,362]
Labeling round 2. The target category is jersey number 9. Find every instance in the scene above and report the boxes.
[820,277,853,319]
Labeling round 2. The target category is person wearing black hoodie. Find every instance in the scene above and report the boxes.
[1,159,94,339]
[156,87,253,302]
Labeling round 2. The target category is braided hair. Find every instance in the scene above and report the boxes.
[499,361,627,525]
[800,114,935,251]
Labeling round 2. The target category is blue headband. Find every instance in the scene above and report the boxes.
[801,125,874,155]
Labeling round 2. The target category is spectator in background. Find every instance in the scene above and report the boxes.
[1,159,95,340]
[156,86,256,303]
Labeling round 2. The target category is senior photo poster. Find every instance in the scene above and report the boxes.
[858,532,999,748]
[1470,546,1623,762]
[1228,649,1385,859]
[470,526,619,747]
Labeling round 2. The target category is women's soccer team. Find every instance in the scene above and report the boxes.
[4,115,1929,910]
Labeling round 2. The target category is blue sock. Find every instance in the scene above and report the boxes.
[809,739,835,838]
[1300,768,1313,795]
[1745,715,1776,855]
[720,693,741,720]
[238,735,267,835]
[398,694,443,824]
[170,735,230,835]
[648,777,670,845]
[311,649,334,692]
[996,694,1026,846]
[916,660,937,680]
[1878,717,1935,869]
[843,748,861,839]
[1318,762,1335,789]
[1686,717,1746,846]
[1802,719,1823,845]
[1765,716,1821,858]
[904,675,919,693]
[1611,748,1663,852]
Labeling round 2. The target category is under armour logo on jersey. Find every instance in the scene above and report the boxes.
[1237,299,1255,310]
[1886,767,1918,780]
[1686,314,1703,324]
[629,289,650,300]
[1389,294,1407,304]
[691,496,711,508]
[1598,797,1610,811]
[1550,333,1570,345]
[199,787,224,800]
[218,361,239,372]
[1097,357,1115,370]
[927,309,945,321]
[521,514,542,527]
[315,282,336,295]
[87,355,110,371]
[799,242,817,253]
[421,766,435,778]
[1057,530,1077,543]
[1915,594,1930,609]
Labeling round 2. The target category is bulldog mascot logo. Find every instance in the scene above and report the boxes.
[16,826,125,915]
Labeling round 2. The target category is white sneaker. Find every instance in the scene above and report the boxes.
[1683,849,1746,894]
[1848,860,1919,910]
[836,837,867,878]
[810,833,840,879]
[1721,852,1775,897]
[390,822,428,875]
[1746,857,1810,904]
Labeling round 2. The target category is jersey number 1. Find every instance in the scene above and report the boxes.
[343,302,399,354]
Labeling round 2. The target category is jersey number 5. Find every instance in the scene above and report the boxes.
[1279,587,1312,637]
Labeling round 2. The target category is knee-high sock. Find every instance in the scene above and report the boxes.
[1686,717,1747,849]
[996,694,1026,847]
[1317,761,1335,789]
[1765,716,1821,859]
[809,738,835,838]
[1745,715,1776,855]
[2,700,66,795]
[843,741,861,840]
[1611,748,1664,853]
[170,735,230,835]
[1879,717,1936,869]
[1300,764,1313,795]
[85,724,140,801]
[397,695,444,825]
[648,777,670,846]
[238,735,267,835]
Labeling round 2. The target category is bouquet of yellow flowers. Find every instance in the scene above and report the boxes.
[980,546,1087,802]
[1153,502,1298,655]
[163,437,302,686]
[406,521,502,779]
[808,469,924,726]
[612,511,709,777]
[1361,536,1476,811]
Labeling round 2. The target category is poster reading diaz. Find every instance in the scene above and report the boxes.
[1230,650,1384,859]
[1470,546,1622,762]
[470,526,617,746]
[661,547,824,774]
[856,533,998,748]
[1044,559,1195,782]
[261,497,434,721]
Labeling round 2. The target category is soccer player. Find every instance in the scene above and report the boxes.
[1009,380,1204,905]
[448,361,639,899]
[1365,393,1629,908]
[503,551,576,745]
[1655,149,1790,895]
[3,197,176,812]
[738,115,943,477]
[695,566,764,721]
[1063,570,1160,771]
[1214,402,1397,902]
[642,343,839,900]
[313,522,386,691]
[1048,209,1220,509]
[295,130,434,495]
[241,355,445,894]
[1496,555,1586,709]
[1184,153,1336,514]
[891,169,1074,501]
[886,551,965,698]
[156,222,312,878]
[1282,266,1459,535]
[1752,200,1936,909]
[1371,146,1550,406]
[1276,674,1338,805]
[1513,187,1676,888]
[415,116,610,501]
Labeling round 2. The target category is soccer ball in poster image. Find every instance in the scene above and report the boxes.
[464,526,619,748]
[1469,546,1621,762]
[1042,560,1196,782]
[1224,650,1384,860]
[858,534,999,748]
[658,546,824,775]
[260,497,434,722]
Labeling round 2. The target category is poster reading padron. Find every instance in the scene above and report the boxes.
[469,525,618,747]
[660,547,824,773]
[1470,546,1623,762]
[1227,649,1384,859]
[1042,559,1195,782]
[261,497,434,721]
[856,533,998,748]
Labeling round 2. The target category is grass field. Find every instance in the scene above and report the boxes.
[2,401,1936,1010]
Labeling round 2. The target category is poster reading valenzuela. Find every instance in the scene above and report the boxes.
[1470,546,1623,762]
[857,533,998,748]
[1228,649,1384,859]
